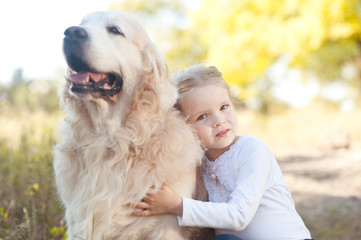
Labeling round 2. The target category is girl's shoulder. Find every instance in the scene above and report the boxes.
[233,135,274,166]
[236,134,269,152]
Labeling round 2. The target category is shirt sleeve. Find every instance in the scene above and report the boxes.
[179,139,273,231]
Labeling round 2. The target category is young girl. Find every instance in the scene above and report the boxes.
[132,65,312,240]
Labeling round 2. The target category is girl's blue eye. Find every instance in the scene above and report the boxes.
[196,114,206,121]
[220,105,229,110]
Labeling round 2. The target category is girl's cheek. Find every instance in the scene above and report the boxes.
[192,125,202,137]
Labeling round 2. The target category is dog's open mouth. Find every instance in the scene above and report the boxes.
[69,72,123,98]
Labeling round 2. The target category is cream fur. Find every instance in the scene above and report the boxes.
[53,11,204,240]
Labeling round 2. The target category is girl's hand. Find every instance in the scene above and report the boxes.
[132,184,183,217]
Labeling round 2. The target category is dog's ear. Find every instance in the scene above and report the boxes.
[142,45,178,110]
[125,47,178,145]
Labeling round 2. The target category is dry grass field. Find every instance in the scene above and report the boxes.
[277,145,361,239]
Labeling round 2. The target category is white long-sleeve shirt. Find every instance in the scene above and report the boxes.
[179,135,311,240]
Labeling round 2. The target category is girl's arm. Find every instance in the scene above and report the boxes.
[133,138,273,231]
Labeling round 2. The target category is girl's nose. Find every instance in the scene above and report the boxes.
[213,116,225,128]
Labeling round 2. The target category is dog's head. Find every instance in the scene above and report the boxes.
[62,11,177,110]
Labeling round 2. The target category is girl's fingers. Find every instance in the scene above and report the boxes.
[131,209,152,217]
[131,201,154,217]
[145,190,155,197]
[135,201,149,210]
[142,194,154,203]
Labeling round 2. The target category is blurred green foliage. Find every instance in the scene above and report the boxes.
[191,0,361,86]
[0,72,61,114]
[110,0,361,109]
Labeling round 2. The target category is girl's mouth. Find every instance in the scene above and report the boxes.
[216,129,230,137]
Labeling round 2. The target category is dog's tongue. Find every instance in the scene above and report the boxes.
[70,72,106,83]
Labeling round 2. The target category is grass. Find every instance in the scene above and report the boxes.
[0,101,360,239]
[0,108,66,240]
[301,200,361,240]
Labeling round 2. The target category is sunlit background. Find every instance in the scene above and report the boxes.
[0,0,360,239]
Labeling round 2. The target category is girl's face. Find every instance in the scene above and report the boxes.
[180,84,238,159]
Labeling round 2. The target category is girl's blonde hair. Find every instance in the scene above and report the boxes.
[172,65,230,111]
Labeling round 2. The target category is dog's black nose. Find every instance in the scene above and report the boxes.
[64,26,88,42]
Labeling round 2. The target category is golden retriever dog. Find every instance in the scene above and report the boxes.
[53,11,206,240]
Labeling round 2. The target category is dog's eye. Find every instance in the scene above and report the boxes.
[108,26,125,37]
